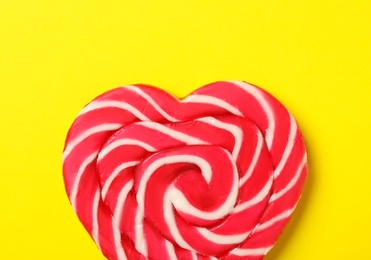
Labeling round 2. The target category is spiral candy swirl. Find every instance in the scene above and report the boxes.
[62,81,307,260]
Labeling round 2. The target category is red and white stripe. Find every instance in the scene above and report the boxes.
[63,81,307,260]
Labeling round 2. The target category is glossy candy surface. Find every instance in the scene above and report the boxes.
[63,81,307,260]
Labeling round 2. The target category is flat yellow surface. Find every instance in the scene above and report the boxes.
[1,1,370,259]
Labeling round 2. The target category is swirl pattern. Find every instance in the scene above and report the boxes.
[62,81,307,260]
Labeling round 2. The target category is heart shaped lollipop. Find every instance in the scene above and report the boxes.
[62,81,307,260]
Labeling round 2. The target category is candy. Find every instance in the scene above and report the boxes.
[62,81,307,260]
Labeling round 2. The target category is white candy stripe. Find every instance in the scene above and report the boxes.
[112,181,132,260]
[137,122,208,146]
[255,207,295,232]
[164,190,194,251]
[197,117,242,160]
[78,100,150,121]
[165,240,178,260]
[135,208,147,257]
[229,80,275,150]
[191,251,198,260]
[233,176,273,213]
[182,94,243,116]
[98,138,157,162]
[112,220,127,260]
[101,161,139,199]
[270,153,307,202]
[126,86,180,122]
[92,188,101,251]
[232,246,273,256]
[70,152,98,211]
[239,132,264,186]
[113,180,134,224]
[274,113,297,178]
[63,124,121,161]
[196,228,250,245]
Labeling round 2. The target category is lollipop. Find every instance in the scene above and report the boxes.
[62,81,307,259]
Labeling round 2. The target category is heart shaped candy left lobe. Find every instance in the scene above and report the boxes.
[62,81,307,260]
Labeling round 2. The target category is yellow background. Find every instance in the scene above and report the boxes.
[1,1,370,259]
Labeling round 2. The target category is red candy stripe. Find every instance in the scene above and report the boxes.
[63,81,307,260]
